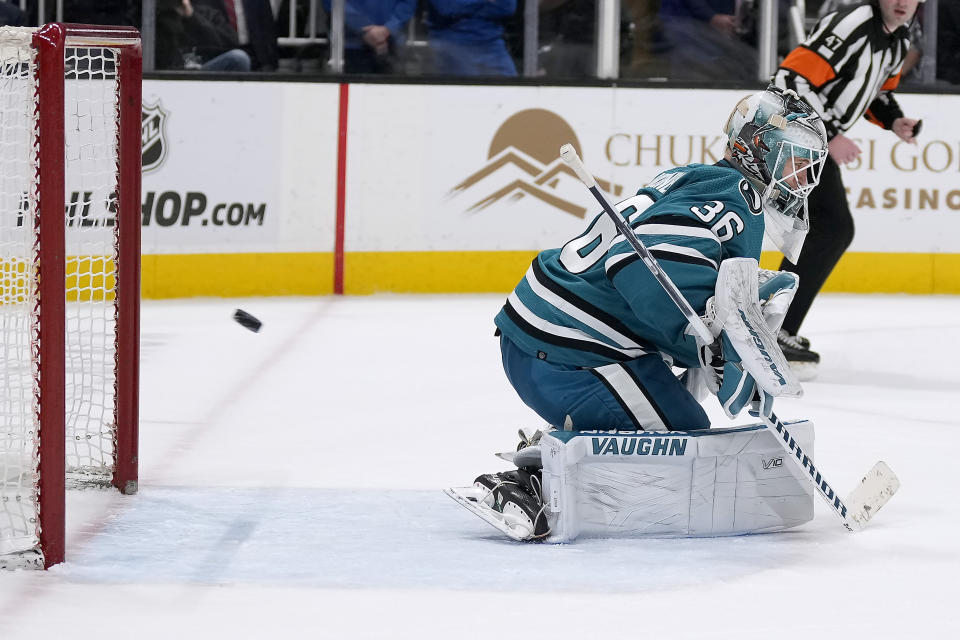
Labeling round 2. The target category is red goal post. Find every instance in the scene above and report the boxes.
[0,24,141,569]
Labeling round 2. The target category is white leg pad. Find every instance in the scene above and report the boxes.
[541,422,816,541]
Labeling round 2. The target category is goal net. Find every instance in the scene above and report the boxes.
[0,24,141,569]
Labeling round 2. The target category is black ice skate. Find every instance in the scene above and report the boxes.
[445,468,550,541]
[777,329,819,381]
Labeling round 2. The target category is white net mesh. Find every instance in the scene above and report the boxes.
[0,28,123,565]
[0,28,41,564]
[64,46,121,484]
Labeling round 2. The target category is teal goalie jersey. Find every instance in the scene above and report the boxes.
[494,160,767,369]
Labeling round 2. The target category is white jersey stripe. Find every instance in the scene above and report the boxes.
[609,223,720,255]
[604,253,633,272]
[646,243,718,269]
[507,292,647,358]
[522,266,646,350]
[603,243,717,275]
[635,224,719,240]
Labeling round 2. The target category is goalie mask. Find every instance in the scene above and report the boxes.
[725,87,827,263]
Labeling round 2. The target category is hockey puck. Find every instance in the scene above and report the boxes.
[233,309,262,333]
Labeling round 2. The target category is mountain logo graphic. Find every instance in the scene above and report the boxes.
[448,109,622,218]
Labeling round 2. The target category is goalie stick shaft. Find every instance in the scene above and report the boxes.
[559,143,877,531]
[758,409,853,529]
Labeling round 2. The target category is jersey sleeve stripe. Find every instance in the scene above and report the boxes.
[635,223,719,240]
[526,260,653,350]
[780,47,837,87]
[604,252,636,280]
[604,248,718,281]
[648,244,718,269]
[503,297,646,361]
[639,214,711,229]
[605,242,717,272]
[608,222,719,263]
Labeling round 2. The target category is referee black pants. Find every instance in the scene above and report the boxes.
[778,155,855,336]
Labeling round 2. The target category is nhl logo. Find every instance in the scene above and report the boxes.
[141,102,168,174]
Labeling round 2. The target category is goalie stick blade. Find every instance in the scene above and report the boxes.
[443,487,534,542]
[843,461,901,530]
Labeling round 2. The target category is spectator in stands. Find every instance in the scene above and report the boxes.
[156,0,252,71]
[426,0,518,76]
[658,0,757,82]
[322,0,416,74]
[0,0,25,26]
[201,0,280,71]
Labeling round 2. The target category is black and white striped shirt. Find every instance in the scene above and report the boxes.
[773,2,910,139]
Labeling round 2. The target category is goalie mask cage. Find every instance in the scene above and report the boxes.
[0,24,141,569]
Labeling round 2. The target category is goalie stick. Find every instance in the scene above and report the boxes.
[559,143,899,531]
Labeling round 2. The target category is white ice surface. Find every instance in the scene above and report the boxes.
[1,293,959,639]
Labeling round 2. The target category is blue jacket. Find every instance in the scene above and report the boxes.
[322,0,416,50]
[427,0,517,43]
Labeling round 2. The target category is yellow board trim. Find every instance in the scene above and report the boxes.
[133,250,960,298]
[142,252,334,298]
[759,251,960,294]
[345,250,960,295]
[343,251,538,294]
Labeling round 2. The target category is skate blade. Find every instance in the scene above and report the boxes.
[443,486,533,541]
[788,360,818,382]
[844,461,900,530]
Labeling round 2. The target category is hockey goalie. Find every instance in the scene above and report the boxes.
[447,87,835,541]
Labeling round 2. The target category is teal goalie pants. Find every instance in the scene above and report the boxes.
[499,336,710,432]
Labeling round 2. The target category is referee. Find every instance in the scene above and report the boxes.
[772,0,921,378]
